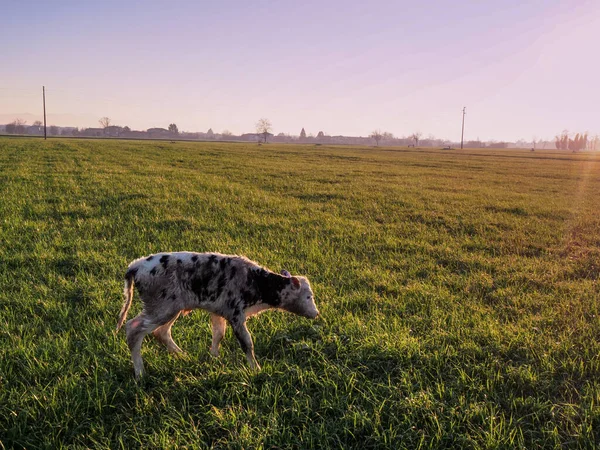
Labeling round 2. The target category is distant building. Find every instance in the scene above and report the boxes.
[241,132,274,142]
[60,127,77,135]
[126,130,147,138]
[147,127,170,138]
[104,125,123,137]
[81,127,104,137]
[240,133,260,142]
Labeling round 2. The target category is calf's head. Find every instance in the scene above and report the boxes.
[279,271,319,319]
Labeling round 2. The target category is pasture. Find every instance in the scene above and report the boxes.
[0,137,599,449]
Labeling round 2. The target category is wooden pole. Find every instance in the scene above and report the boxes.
[43,86,47,140]
[460,107,466,149]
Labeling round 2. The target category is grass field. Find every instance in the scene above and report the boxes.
[0,137,599,449]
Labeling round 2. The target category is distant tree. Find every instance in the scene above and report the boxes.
[222,130,233,137]
[32,120,43,127]
[591,134,600,151]
[7,119,28,134]
[72,127,80,136]
[410,132,422,146]
[382,132,395,141]
[568,132,588,152]
[49,125,59,136]
[99,117,111,128]
[317,131,325,138]
[370,129,383,146]
[569,133,580,152]
[123,126,131,133]
[16,118,27,134]
[555,130,589,152]
[561,130,569,150]
[168,123,179,135]
[300,127,307,139]
[555,131,570,150]
[256,118,273,143]
[206,128,214,138]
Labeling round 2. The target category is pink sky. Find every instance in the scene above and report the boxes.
[1,0,598,141]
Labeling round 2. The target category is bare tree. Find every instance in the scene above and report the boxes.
[99,117,111,128]
[256,118,273,143]
[33,120,43,127]
[221,130,233,137]
[168,123,179,135]
[7,118,28,134]
[410,132,422,146]
[370,129,383,146]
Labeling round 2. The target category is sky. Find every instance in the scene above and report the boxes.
[1,0,598,141]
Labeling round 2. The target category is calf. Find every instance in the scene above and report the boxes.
[116,252,318,378]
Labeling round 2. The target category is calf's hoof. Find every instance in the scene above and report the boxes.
[167,344,184,354]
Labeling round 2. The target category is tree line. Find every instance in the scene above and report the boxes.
[554,131,599,152]
[3,116,599,151]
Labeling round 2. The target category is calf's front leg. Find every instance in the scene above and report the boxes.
[209,313,227,357]
[230,319,260,371]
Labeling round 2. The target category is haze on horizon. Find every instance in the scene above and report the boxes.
[1,0,598,142]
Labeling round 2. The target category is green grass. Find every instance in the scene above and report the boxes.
[1,137,599,449]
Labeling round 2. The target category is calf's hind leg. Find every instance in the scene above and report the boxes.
[126,310,179,378]
[152,311,183,354]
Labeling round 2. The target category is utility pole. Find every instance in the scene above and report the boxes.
[460,106,466,149]
[43,86,47,140]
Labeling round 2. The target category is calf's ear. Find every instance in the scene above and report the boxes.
[281,270,291,278]
[291,276,301,289]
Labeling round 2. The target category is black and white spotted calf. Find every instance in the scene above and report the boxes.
[116,252,318,378]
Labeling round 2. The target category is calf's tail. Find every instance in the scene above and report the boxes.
[116,268,136,333]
